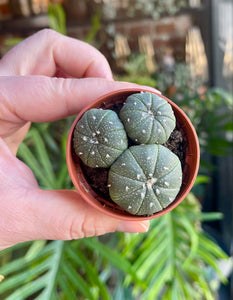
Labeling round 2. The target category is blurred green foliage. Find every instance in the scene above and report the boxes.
[0,122,229,298]
[48,3,67,35]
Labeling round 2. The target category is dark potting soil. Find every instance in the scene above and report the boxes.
[73,101,188,203]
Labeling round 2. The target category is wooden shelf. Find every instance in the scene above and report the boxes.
[0,14,49,34]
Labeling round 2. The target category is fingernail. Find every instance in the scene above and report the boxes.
[116,220,150,233]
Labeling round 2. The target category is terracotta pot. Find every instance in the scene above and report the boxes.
[66,88,200,221]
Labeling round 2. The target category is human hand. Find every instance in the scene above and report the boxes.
[0,29,153,250]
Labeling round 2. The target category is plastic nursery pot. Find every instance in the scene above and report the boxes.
[66,88,200,221]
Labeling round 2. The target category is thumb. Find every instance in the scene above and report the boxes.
[28,189,150,241]
[1,188,149,249]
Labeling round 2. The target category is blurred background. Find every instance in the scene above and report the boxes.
[0,1,232,299]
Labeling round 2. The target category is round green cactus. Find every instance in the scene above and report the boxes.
[119,92,176,144]
[108,144,182,216]
[73,109,128,168]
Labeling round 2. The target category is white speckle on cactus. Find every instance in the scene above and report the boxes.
[95,165,99,167]
[137,174,141,179]
[146,177,157,189]
[106,154,110,158]
[82,136,87,141]
[149,202,154,208]
[92,132,96,137]
[147,156,151,160]
[128,205,132,209]
[134,102,137,105]
[127,118,130,122]
[164,181,169,187]
[78,152,83,155]
[109,121,113,124]
[169,197,174,201]
[156,188,160,195]
[135,138,138,142]
[163,166,169,170]
[92,116,96,120]
[148,110,153,116]
[149,173,153,177]
[96,130,100,134]
[104,137,108,142]
[142,129,146,133]
[125,186,129,192]
[91,151,95,155]
[141,192,145,199]
[90,139,98,144]
[157,111,162,115]
[107,184,111,187]
[121,163,126,166]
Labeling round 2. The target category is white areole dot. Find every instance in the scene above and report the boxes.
[146,177,157,189]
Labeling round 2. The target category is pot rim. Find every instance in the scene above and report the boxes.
[66,88,200,221]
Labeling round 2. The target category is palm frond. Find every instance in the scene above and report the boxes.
[121,193,229,300]
[0,239,115,299]
[1,121,229,300]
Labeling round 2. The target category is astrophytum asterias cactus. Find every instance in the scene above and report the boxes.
[108,144,182,216]
[73,109,128,168]
[119,92,176,144]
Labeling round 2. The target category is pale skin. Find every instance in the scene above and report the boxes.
[0,29,158,251]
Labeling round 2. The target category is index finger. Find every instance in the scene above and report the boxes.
[0,29,113,79]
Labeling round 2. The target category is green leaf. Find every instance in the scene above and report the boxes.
[56,275,77,300]
[48,4,66,35]
[65,243,111,300]
[60,262,95,300]
[83,237,146,289]
[28,128,56,187]
[142,266,170,300]
[194,175,210,186]
[199,234,228,260]
[5,276,46,300]
[17,143,51,188]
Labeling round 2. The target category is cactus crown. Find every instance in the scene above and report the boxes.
[119,92,176,144]
[73,108,128,168]
[108,144,182,215]
[73,92,183,216]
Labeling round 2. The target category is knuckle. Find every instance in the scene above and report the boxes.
[37,28,57,39]
[64,215,110,240]
[58,216,85,240]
